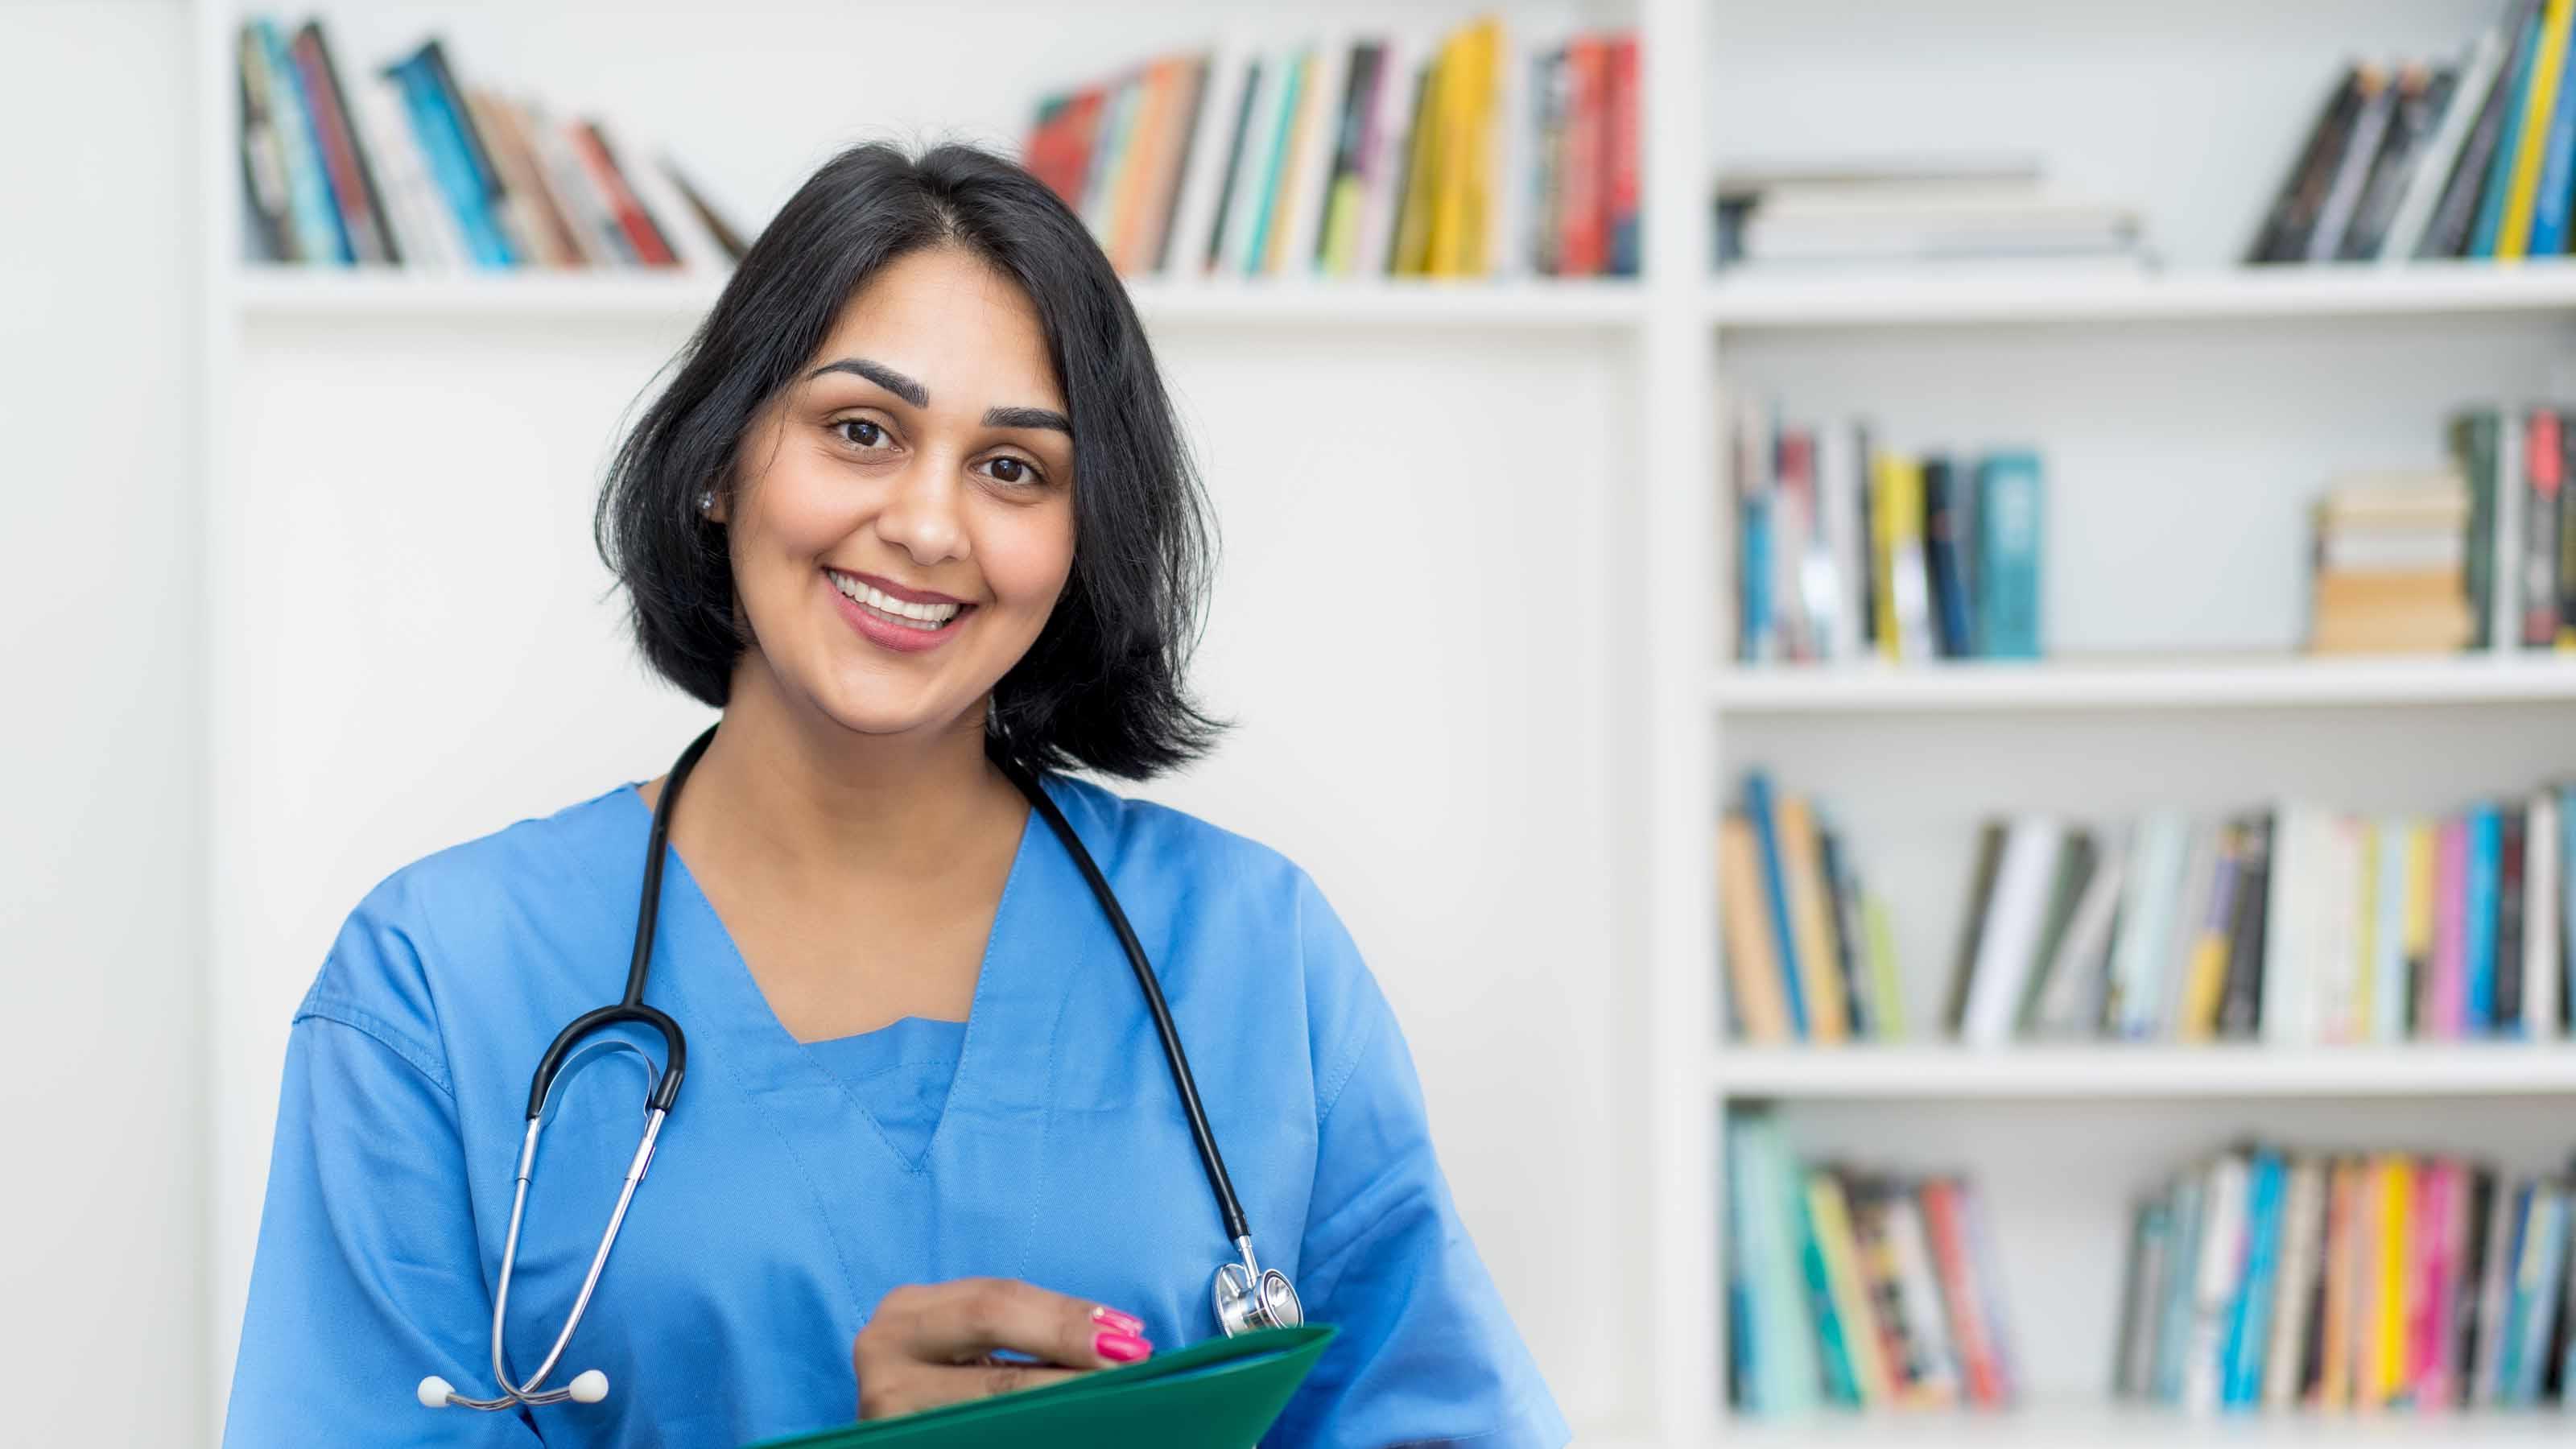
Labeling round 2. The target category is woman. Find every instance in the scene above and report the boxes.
[224,141,1565,1447]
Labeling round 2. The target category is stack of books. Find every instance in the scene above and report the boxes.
[1730,401,2044,667]
[2307,473,2475,654]
[1728,1113,2017,1418]
[1718,774,1904,1045]
[1023,20,1641,281]
[1922,785,2572,1046]
[1715,155,2146,274]
[2119,1142,2576,1414]
[2250,0,2576,265]
[234,16,744,271]
[2448,406,2576,651]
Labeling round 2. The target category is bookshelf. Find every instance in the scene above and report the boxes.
[189,0,2576,1445]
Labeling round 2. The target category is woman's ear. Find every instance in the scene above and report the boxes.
[698,486,729,524]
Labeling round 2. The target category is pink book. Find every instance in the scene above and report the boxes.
[2411,1160,2453,1406]
[2432,820,2469,1039]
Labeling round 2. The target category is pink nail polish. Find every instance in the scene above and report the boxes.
[1090,1307,1146,1336]
[1095,1331,1152,1364]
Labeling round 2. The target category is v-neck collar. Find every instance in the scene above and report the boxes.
[613,778,1047,1175]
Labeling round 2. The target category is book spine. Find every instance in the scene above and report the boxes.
[2499,808,2529,1033]
[2476,9,2555,255]
[1744,774,1810,1038]
[2468,806,2502,1032]
[1605,35,1641,276]
[383,54,514,267]
[2496,0,2576,257]
[257,19,351,264]
[2434,818,2469,1038]
[288,23,390,265]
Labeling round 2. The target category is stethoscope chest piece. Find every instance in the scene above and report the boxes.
[1212,1249,1302,1337]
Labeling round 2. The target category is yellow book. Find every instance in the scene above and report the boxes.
[1389,52,1444,275]
[1425,19,1500,276]
[2500,0,2576,259]
[1804,1172,1893,1406]
[2178,826,2240,1040]
[1320,170,1365,275]
[1776,794,1851,1044]
[2370,1154,2410,1405]
[1869,452,1903,659]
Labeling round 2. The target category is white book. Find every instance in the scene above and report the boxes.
[353,73,460,270]
[1815,423,1866,662]
[1886,1194,1962,1402]
[1275,35,1352,276]
[2263,1158,2327,1409]
[527,108,624,266]
[1166,39,1256,281]
[1963,816,2066,1046]
[2112,814,2189,1038]
[2307,74,2397,262]
[2262,805,2312,1046]
[2495,409,2524,653]
[2529,792,2561,1039]
[625,147,723,275]
[1889,500,1938,663]
[2374,817,2413,1042]
[2035,836,2128,1037]
[2314,815,2363,1042]
[2182,1151,2250,1414]
[2383,27,2510,264]
[1487,23,1543,278]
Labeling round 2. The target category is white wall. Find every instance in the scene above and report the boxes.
[0,2,205,1444]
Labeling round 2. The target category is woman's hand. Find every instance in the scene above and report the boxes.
[852,1278,1154,1419]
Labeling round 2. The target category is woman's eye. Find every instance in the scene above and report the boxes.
[985,456,1038,485]
[836,419,886,449]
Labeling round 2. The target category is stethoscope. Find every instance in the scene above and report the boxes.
[417,724,1301,1414]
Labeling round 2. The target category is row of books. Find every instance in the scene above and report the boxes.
[1943,791,2574,1047]
[2118,1143,2576,1413]
[1716,155,2148,275]
[235,16,745,270]
[1728,1113,2017,1417]
[1024,21,1639,281]
[1729,402,2045,667]
[2251,0,2576,265]
[1718,774,1902,1044]
[2451,407,2576,651]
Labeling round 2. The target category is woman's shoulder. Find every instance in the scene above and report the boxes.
[1041,772,1312,899]
[297,782,642,1043]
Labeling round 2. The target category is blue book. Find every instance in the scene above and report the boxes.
[1974,452,2043,658]
[1742,773,1809,1037]
[2562,787,2576,1032]
[382,50,516,267]
[1740,494,1772,663]
[1793,1178,1859,1405]
[2468,805,2501,1031]
[2221,1153,2285,1407]
[2497,1181,2537,1399]
[1922,458,1975,658]
[2477,12,2550,256]
[254,20,349,264]
[2514,1187,2568,1404]
[2153,1172,2205,1406]
[1728,1116,1820,1416]
[1240,48,1308,275]
[2533,30,2576,253]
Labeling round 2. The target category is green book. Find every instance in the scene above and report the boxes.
[746,1324,1335,1449]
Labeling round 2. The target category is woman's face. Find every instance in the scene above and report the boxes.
[721,246,1076,745]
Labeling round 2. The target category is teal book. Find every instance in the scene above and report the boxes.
[2476,11,2549,256]
[2151,1170,2205,1406]
[2467,804,2500,1031]
[1972,452,2043,659]
[1728,1114,1821,1416]
[2219,1152,2285,1407]
[1793,1176,1860,1405]
[254,19,349,264]
[383,47,515,266]
[1240,48,1309,275]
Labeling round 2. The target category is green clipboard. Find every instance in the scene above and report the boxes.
[745,1323,1337,1449]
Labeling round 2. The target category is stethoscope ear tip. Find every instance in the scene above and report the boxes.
[417,1377,456,1410]
[568,1369,610,1404]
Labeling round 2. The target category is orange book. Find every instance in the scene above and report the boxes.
[1775,795,1851,1044]
[1718,816,1792,1042]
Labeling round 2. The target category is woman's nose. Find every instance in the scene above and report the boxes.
[873,456,968,567]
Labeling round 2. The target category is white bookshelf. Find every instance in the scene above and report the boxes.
[191,0,2576,1445]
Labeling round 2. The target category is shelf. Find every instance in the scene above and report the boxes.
[1714,1402,2574,1445]
[1713,1043,2576,1100]
[228,267,1645,330]
[1709,655,2576,714]
[1706,259,2576,330]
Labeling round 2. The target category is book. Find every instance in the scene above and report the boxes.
[1718,815,1792,1043]
[2496,0,2576,258]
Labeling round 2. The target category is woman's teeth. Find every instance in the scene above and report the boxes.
[832,572,962,630]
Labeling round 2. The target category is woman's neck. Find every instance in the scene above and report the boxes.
[663,662,1019,893]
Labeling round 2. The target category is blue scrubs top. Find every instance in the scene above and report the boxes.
[224,772,1567,1447]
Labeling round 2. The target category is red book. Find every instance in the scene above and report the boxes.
[1604,34,1640,276]
[1918,1179,2005,1407]
[1025,89,1105,209]
[572,121,677,266]
[2526,410,2562,647]
[1558,38,1608,275]
[2408,1160,2449,1403]
[287,23,386,263]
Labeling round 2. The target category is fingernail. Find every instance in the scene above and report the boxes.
[1090,1306,1146,1336]
[1095,1331,1152,1364]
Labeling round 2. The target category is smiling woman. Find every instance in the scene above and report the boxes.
[220,139,1567,1449]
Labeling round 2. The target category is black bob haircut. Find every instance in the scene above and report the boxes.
[595,140,1225,782]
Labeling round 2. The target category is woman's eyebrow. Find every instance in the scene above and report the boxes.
[805,357,927,407]
[984,405,1071,435]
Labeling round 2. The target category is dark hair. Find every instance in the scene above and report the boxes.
[595,140,1224,781]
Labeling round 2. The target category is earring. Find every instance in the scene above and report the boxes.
[696,489,716,516]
